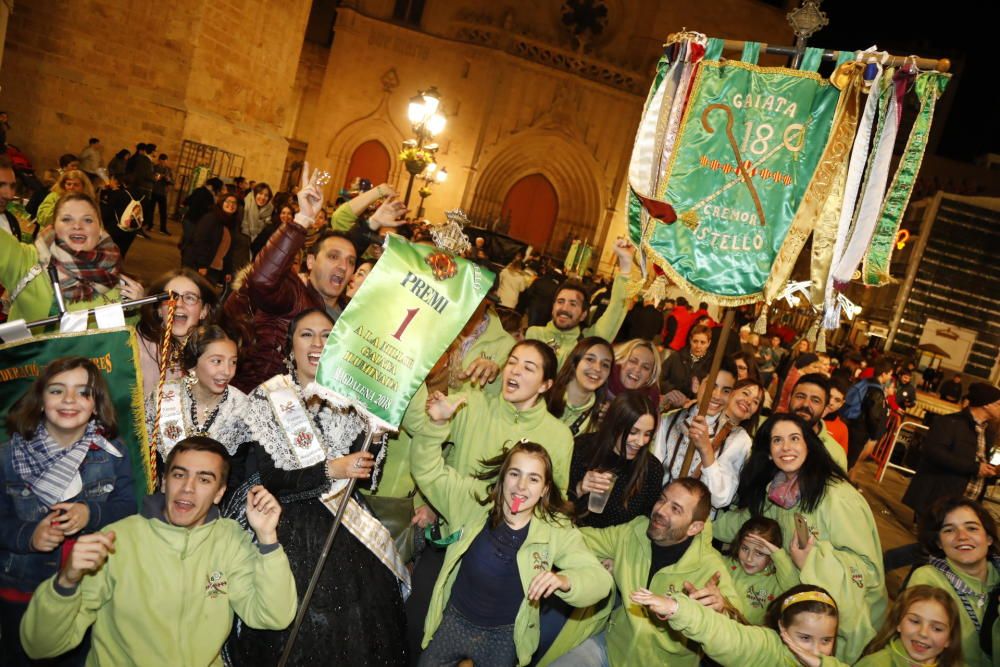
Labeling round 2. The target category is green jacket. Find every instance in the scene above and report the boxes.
[854,638,933,666]
[411,423,613,666]
[526,274,630,368]
[457,309,517,398]
[0,232,123,324]
[668,594,850,667]
[559,392,597,435]
[714,480,887,664]
[20,496,297,666]
[907,561,999,667]
[406,384,574,506]
[729,548,798,626]
[817,421,849,471]
[543,517,740,667]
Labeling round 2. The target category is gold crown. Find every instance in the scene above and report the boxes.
[429,209,472,256]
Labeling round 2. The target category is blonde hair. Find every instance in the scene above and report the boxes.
[54,169,97,200]
[613,339,662,389]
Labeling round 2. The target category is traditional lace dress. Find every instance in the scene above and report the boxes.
[226,374,408,667]
[145,379,251,459]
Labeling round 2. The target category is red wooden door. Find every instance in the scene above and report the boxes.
[502,173,558,251]
[343,140,390,189]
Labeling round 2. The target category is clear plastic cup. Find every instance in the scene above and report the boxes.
[587,472,619,514]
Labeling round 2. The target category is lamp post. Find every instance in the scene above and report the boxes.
[415,164,448,219]
[401,87,446,207]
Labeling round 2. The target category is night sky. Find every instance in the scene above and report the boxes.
[813,2,995,161]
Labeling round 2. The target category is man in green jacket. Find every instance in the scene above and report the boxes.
[526,239,635,368]
[544,478,742,666]
[787,373,850,471]
[20,437,297,667]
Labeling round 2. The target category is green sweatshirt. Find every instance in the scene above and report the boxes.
[667,594,850,667]
[713,480,887,664]
[0,232,123,324]
[526,274,630,368]
[728,548,799,626]
[457,309,517,398]
[855,637,939,666]
[559,392,598,435]
[405,384,573,506]
[542,517,741,666]
[411,423,613,666]
[817,421,849,471]
[20,497,297,666]
[906,561,999,667]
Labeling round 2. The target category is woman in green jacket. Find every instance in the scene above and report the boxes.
[632,583,850,667]
[713,414,887,663]
[905,497,1000,667]
[545,337,614,436]
[411,391,613,667]
[857,585,963,666]
[0,193,142,324]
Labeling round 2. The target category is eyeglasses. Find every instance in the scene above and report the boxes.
[170,291,202,306]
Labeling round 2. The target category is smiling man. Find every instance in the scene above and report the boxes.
[787,373,850,471]
[525,239,635,368]
[545,478,740,666]
[20,437,297,667]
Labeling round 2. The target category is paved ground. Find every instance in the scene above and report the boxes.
[122,227,182,284]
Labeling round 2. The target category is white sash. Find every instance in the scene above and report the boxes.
[322,480,412,599]
[158,381,187,457]
[261,375,326,468]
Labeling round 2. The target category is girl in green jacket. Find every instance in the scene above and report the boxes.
[713,413,887,663]
[632,583,850,666]
[412,392,613,667]
[727,516,800,625]
[905,497,1000,667]
[856,585,963,666]
[0,193,143,324]
[545,337,614,436]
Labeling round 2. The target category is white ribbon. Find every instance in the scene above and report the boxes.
[261,375,326,468]
[779,280,813,308]
[158,381,187,458]
[823,47,887,324]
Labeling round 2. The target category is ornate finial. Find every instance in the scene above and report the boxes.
[429,209,472,257]
[787,0,829,41]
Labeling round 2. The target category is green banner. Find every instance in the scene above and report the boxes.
[313,234,493,430]
[634,57,840,304]
[0,328,151,504]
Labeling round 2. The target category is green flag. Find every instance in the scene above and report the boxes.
[312,234,493,430]
[0,328,151,504]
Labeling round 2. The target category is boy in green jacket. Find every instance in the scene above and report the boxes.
[544,478,743,666]
[20,437,297,667]
[526,239,635,368]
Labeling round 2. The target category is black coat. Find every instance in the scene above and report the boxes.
[902,409,981,515]
[183,186,215,223]
[182,212,232,272]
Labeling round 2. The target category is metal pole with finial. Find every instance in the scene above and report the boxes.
[786,0,829,68]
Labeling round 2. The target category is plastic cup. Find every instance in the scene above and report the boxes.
[587,472,619,514]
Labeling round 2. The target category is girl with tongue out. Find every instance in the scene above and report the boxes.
[0,192,145,325]
[905,497,1000,667]
[409,391,613,667]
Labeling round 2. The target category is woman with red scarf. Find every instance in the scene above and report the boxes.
[0,192,143,325]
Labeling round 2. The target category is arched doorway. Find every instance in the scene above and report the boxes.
[343,140,390,189]
[501,173,559,252]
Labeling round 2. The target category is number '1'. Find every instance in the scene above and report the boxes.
[392,308,419,340]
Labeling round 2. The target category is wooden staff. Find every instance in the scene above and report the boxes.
[678,309,736,477]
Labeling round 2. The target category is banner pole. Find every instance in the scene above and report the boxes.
[278,426,379,667]
[679,309,736,477]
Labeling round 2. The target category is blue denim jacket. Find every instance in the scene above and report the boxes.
[0,438,137,593]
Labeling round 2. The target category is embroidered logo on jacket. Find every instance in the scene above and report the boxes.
[205,571,228,598]
[532,551,551,573]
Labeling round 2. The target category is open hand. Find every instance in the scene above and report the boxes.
[684,572,725,612]
[780,625,823,667]
[369,196,408,230]
[459,358,500,388]
[631,588,678,619]
[295,161,325,223]
[425,391,467,424]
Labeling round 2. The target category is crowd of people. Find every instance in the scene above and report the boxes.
[0,149,999,667]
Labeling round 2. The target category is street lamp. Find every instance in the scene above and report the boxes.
[400,87,446,206]
[415,164,448,219]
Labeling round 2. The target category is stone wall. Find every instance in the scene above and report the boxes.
[0,0,310,185]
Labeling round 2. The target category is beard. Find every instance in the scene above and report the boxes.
[647,521,688,546]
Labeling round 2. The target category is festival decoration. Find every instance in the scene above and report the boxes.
[0,328,151,501]
[628,37,841,305]
[308,233,493,431]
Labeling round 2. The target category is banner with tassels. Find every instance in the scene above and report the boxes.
[309,233,493,431]
[628,37,842,305]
